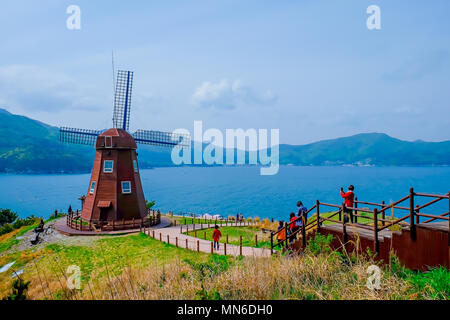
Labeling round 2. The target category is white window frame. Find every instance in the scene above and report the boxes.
[105,136,112,148]
[133,160,138,173]
[89,181,96,194]
[103,160,114,173]
[121,181,132,194]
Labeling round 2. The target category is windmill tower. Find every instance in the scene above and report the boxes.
[60,70,189,228]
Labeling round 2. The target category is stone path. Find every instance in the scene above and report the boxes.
[147,223,272,258]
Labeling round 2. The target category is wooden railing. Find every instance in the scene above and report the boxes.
[66,209,161,232]
[270,188,450,255]
[178,216,255,228]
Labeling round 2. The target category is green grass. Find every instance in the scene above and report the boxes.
[390,256,450,299]
[0,232,237,299]
[42,233,213,279]
[0,223,39,254]
[184,226,272,249]
[165,214,249,226]
[0,227,448,300]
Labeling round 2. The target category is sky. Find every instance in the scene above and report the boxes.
[0,0,449,145]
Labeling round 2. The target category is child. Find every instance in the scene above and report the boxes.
[212,225,222,250]
[340,185,355,223]
[276,221,286,247]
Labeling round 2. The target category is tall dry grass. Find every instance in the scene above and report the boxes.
[20,249,417,300]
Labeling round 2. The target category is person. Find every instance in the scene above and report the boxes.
[289,212,299,242]
[297,201,308,226]
[276,221,286,247]
[340,185,355,223]
[35,219,44,233]
[212,225,222,250]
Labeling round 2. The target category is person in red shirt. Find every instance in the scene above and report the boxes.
[340,185,355,223]
[212,225,222,250]
[289,212,299,243]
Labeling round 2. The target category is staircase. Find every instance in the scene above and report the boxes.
[271,188,450,271]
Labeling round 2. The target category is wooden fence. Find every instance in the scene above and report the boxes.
[270,188,450,255]
[66,209,161,232]
[147,221,258,256]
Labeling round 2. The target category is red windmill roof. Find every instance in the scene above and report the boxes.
[96,128,137,149]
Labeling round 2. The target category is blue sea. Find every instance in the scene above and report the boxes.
[0,166,449,221]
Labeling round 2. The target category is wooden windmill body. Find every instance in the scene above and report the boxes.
[60,70,189,228]
[82,128,147,223]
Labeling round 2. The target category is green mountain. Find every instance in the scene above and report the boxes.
[0,108,93,173]
[279,134,450,166]
[0,108,449,173]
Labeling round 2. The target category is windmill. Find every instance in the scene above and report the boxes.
[60,70,189,228]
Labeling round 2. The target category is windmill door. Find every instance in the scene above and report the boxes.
[100,208,109,221]
[97,201,112,221]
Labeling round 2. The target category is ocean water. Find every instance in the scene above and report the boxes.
[0,166,449,221]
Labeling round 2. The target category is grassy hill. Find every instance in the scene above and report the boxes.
[0,109,94,173]
[0,223,448,300]
[0,108,449,173]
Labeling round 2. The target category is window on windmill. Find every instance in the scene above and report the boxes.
[90,181,96,194]
[121,181,132,194]
[133,160,138,173]
[104,160,114,173]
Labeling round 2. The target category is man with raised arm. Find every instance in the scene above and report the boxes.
[340,185,355,223]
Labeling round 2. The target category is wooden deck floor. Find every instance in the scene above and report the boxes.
[321,223,396,241]
[321,221,448,241]
[417,221,449,232]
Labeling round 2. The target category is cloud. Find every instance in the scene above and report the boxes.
[190,79,277,110]
[0,65,105,112]
[392,106,423,115]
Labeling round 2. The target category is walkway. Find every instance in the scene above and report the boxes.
[147,223,272,257]
[55,216,271,257]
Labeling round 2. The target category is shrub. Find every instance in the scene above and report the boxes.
[307,233,334,255]
[12,216,39,229]
[0,209,18,226]
[3,278,30,300]
[0,215,40,236]
[0,223,14,236]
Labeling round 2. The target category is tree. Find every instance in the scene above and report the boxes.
[146,200,156,210]
[0,209,18,226]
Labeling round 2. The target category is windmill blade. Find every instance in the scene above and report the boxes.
[113,70,133,131]
[133,129,190,148]
[60,127,103,146]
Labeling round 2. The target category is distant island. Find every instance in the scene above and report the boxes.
[0,108,449,173]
